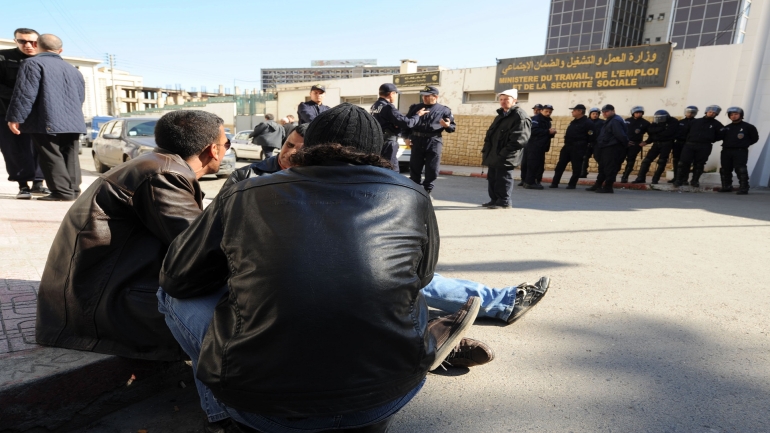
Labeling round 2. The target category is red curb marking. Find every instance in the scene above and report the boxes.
[469,173,487,178]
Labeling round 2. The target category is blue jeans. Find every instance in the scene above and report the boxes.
[157,286,424,433]
[422,273,517,322]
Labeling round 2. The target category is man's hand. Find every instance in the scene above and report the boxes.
[8,122,20,135]
[549,127,557,135]
[639,141,647,147]
[440,117,451,128]
[404,139,411,148]
[416,108,429,116]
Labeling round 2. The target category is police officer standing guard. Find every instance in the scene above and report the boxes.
[632,110,679,184]
[370,83,426,171]
[588,104,628,193]
[580,107,604,177]
[673,105,723,188]
[550,104,596,189]
[522,104,555,189]
[481,88,530,208]
[719,107,758,194]
[403,85,455,194]
[669,106,698,183]
[620,106,650,183]
[297,84,330,124]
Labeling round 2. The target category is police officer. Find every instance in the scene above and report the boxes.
[403,86,455,194]
[588,104,628,193]
[370,83,427,171]
[580,107,604,177]
[517,104,545,186]
[481,88,530,208]
[719,107,759,194]
[550,104,595,189]
[620,106,650,183]
[673,105,723,188]
[297,84,330,124]
[631,110,679,184]
[0,28,47,199]
[522,104,555,189]
[669,106,698,183]
[532,104,543,117]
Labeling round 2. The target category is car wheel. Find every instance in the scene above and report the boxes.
[93,152,110,173]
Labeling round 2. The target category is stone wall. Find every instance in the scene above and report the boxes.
[442,115,675,175]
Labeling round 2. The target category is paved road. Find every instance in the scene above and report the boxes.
[64,169,770,433]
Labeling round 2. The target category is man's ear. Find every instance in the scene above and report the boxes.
[208,143,221,161]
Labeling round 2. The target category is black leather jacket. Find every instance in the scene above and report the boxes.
[160,165,439,417]
[36,150,203,360]
[481,105,531,168]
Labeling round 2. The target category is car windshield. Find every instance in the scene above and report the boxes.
[126,120,157,137]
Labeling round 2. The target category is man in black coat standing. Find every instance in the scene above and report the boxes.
[673,105,724,188]
[718,107,759,194]
[632,110,679,184]
[481,89,531,208]
[6,34,85,201]
[297,84,330,124]
[620,106,650,183]
[588,104,628,193]
[0,28,47,199]
[522,104,555,189]
[370,83,426,171]
[550,104,596,189]
[248,113,285,158]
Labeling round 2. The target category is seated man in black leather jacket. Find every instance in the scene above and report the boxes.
[157,104,481,433]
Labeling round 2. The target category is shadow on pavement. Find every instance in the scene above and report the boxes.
[436,260,577,273]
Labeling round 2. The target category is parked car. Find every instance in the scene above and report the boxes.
[230,129,271,161]
[397,138,410,173]
[92,117,236,178]
[84,116,114,147]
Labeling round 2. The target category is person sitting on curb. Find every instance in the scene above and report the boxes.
[157,104,483,433]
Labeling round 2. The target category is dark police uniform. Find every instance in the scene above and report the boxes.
[522,113,553,187]
[370,95,421,171]
[621,116,650,182]
[481,104,530,206]
[674,116,723,187]
[297,100,330,125]
[634,117,679,184]
[590,112,628,193]
[551,113,596,188]
[403,87,455,193]
[581,117,604,177]
[671,116,696,181]
[719,120,759,193]
[0,47,43,186]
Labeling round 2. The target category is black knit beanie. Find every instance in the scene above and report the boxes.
[303,103,384,155]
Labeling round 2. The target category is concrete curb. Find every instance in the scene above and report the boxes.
[0,347,191,433]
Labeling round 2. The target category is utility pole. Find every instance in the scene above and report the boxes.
[108,54,119,116]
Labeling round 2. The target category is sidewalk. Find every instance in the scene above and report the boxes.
[0,155,190,433]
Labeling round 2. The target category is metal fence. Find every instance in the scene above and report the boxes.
[236,93,275,116]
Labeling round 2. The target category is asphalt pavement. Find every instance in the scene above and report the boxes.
[52,154,770,433]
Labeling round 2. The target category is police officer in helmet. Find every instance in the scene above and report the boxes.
[403,86,456,194]
[669,106,698,183]
[632,110,679,184]
[370,83,427,171]
[580,107,603,178]
[621,106,650,183]
[718,107,759,194]
[673,105,723,188]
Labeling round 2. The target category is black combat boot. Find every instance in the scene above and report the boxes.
[718,168,733,192]
[736,167,750,195]
[672,162,686,187]
[586,181,600,191]
[689,168,703,187]
[651,161,666,184]
[668,158,680,183]
[632,160,651,183]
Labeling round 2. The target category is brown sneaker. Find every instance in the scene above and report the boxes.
[437,338,495,369]
[427,296,481,371]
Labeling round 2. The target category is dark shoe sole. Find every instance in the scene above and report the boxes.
[16,194,31,200]
[429,297,481,371]
[36,195,77,202]
[508,277,550,323]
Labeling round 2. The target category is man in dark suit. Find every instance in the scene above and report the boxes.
[6,34,85,201]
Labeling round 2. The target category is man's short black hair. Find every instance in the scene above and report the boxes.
[14,28,39,36]
[155,110,223,159]
[265,114,275,121]
[293,123,308,137]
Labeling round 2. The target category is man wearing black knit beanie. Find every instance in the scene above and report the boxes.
[158,103,483,432]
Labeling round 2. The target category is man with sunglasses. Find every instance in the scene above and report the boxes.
[0,28,48,199]
[35,110,228,362]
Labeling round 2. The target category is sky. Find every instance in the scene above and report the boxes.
[2,0,551,93]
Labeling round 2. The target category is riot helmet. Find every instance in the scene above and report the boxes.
[631,106,644,115]
[653,110,670,124]
[589,107,600,114]
[684,106,698,116]
[705,105,722,116]
[726,106,744,119]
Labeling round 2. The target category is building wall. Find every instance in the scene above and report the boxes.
[641,0,675,44]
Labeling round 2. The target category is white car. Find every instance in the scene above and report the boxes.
[230,130,271,161]
[397,138,410,173]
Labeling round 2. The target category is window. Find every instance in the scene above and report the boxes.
[109,121,123,137]
[463,92,497,103]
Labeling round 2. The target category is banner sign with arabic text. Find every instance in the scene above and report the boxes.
[495,44,672,93]
[393,71,441,88]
